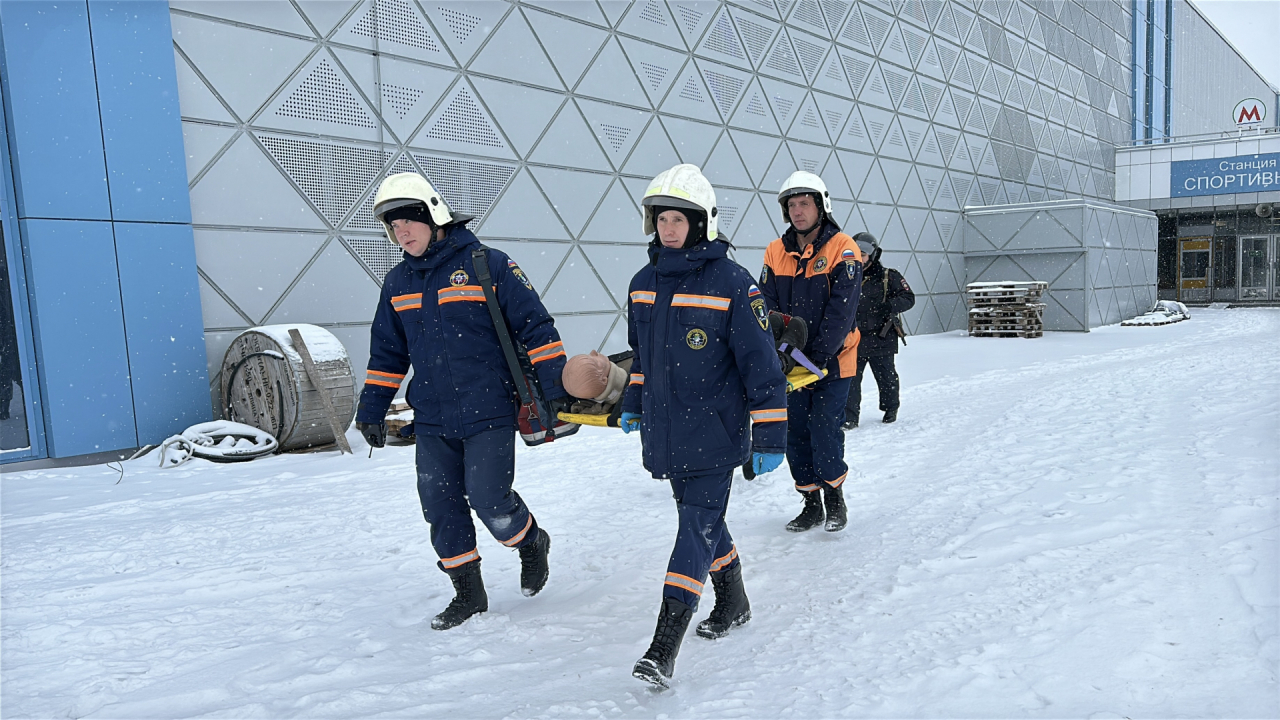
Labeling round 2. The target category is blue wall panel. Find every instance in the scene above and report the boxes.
[88,1,191,224]
[114,222,209,443]
[21,219,136,456]
[0,1,111,221]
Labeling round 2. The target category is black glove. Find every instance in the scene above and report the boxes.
[547,395,574,418]
[807,352,830,370]
[356,421,386,449]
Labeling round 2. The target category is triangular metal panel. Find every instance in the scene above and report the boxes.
[728,129,784,187]
[733,194,785,248]
[172,14,316,121]
[578,243,655,305]
[373,55,456,143]
[527,167,614,237]
[789,31,830,84]
[661,116,724,167]
[524,0,608,26]
[898,205,930,248]
[618,0,688,51]
[581,178,647,245]
[728,7,781,68]
[933,1,962,42]
[813,51,852,96]
[482,240,571,293]
[818,0,854,37]
[914,211,946,254]
[268,240,380,324]
[949,87,975,128]
[524,8,610,90]
[914,249,945,291]
[837,5,874,52]
[670,2,719,49]
[812,91,854,142]
[258,133,392,228]
[930,171,958,211]
[550,313,623,353]
[192,134,327,229]
[181,123,239,184]
[696,5,752,70]
[346,154,418,235]
[839,202,866,233]
[788,94,833,145]
[858,5,893,52]
[173,49,235,123]
[880,63,912,112]
[197,274,252,328]
[897,168,930,209]
[915,162,946,204]
[878,22,914,69]
[758,29,805,83]
[762,144,800,194]
[697,58,754,120]
[838,106,876,154]
[786,0,829,36]
[410,80,516,160]
[882,210,912,258]
[858,161,895,205]
[900,115,930,158]
[835,149,875,199]
[857,62,895,111]
[576,38,652,108]
[421,1,509,67]
[757,76,808,133]
[477,168,570,240]
[168,1,311,35]
[821,154,854,200]
[899,21,929,68]
[878,118,913,161]
[599,312,632,354]
[542,246,620,313]
[617,37,689,108]
[835,49,873,95]
[529,101,612,171]
[786,140,831,177]
[728,78,783,135]
[701,131,754,190]
[467,9,562,91]
[194,229,325,323]
[947,172,973,211]
[660,65,723,124]
[332,0,449,63]
[621,117,683,179]
[295,0,361,37]
[916,127,947,168]
[918,38,951,82]
[879,157,913,202]
[577,98,651,168]
[470,77,565,159]
[598,0,632,27]
[711,187,755,241]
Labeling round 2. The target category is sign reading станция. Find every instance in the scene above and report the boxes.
[1171,152,1280,198]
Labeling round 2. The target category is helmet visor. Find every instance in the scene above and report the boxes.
[856,239,876,258]
[374,197,429,221]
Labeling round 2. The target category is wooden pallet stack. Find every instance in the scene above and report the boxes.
[966,281,1047,338]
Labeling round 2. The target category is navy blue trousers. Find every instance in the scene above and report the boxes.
[415,426,539,572]
[663,468,739,610]
[846,354,900,422]
[786,375,853,493]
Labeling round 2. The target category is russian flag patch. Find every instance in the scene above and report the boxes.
[842,248,856,260]
[748,285,761,298]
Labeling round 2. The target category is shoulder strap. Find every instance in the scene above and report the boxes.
[470,248,534,407]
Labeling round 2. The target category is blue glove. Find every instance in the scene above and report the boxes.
[752,452,784,475]
[620,412,642,434]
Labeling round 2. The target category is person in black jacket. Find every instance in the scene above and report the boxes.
[844,233,914,428]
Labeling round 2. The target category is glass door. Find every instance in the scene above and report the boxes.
[1273,237,1280,301]
[0,222,31,453]
[1178,237,1211,302]
[1239,236,1270,300]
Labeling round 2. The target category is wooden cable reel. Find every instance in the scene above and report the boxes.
[220,324,356,451]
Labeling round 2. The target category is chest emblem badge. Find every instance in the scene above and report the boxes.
[450,269,469,286]
[686,328,708,350]
[814,256,828,272]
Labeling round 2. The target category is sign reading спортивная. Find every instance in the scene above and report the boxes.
[1170,152,1280,198]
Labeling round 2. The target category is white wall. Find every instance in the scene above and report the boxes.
[1171,0,1277,137]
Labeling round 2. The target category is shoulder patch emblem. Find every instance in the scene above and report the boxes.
[748,284,761,298]
[842,248,856,261]
[814,256,828,272]
[847,260,859,280]
[686,328,708,350]
[760,266,769,285]
[450,269,469,286]
[751,298,769,331]
[508,259,533,290]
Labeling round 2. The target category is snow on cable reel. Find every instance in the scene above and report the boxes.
[157,421,279,467]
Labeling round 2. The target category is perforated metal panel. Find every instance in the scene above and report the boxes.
[276,59,375,129]
[411,153,515,223]
[426,87,503,148]
[351,0,440,51]
[259,134,389,226]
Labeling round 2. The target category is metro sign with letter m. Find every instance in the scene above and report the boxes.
[1233,98,1266,126]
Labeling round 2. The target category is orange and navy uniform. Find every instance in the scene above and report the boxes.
[759,223,864,377]
[356,225,567,438]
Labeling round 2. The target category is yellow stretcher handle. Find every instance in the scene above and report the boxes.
[785,366,826,392]
[557,412,614,427]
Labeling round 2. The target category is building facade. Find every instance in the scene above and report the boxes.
[1,0,1270,462]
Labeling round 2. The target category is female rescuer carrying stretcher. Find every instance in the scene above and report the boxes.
[618,163,789,689]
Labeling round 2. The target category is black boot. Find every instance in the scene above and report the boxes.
[842,416,859,430]
[696,563,751,639]
[632,597,695,689]
[823,485,847,532]
[431,561,488,630]
[518,528,551,597]
[882,408,897,424]
[785,490,825,532]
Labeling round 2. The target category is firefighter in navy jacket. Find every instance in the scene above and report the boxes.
[760,171,864,535]
[621,164,788,689]
[354,173,567,631]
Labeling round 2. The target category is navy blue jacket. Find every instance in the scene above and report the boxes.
[622,240,788,478]
[356,226,567,438]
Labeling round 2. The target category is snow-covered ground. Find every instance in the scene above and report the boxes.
[3,308,1277,719]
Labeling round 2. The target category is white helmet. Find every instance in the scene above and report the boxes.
[641,163,719,242]
[372,172,468,243]
[777,170,837,229]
